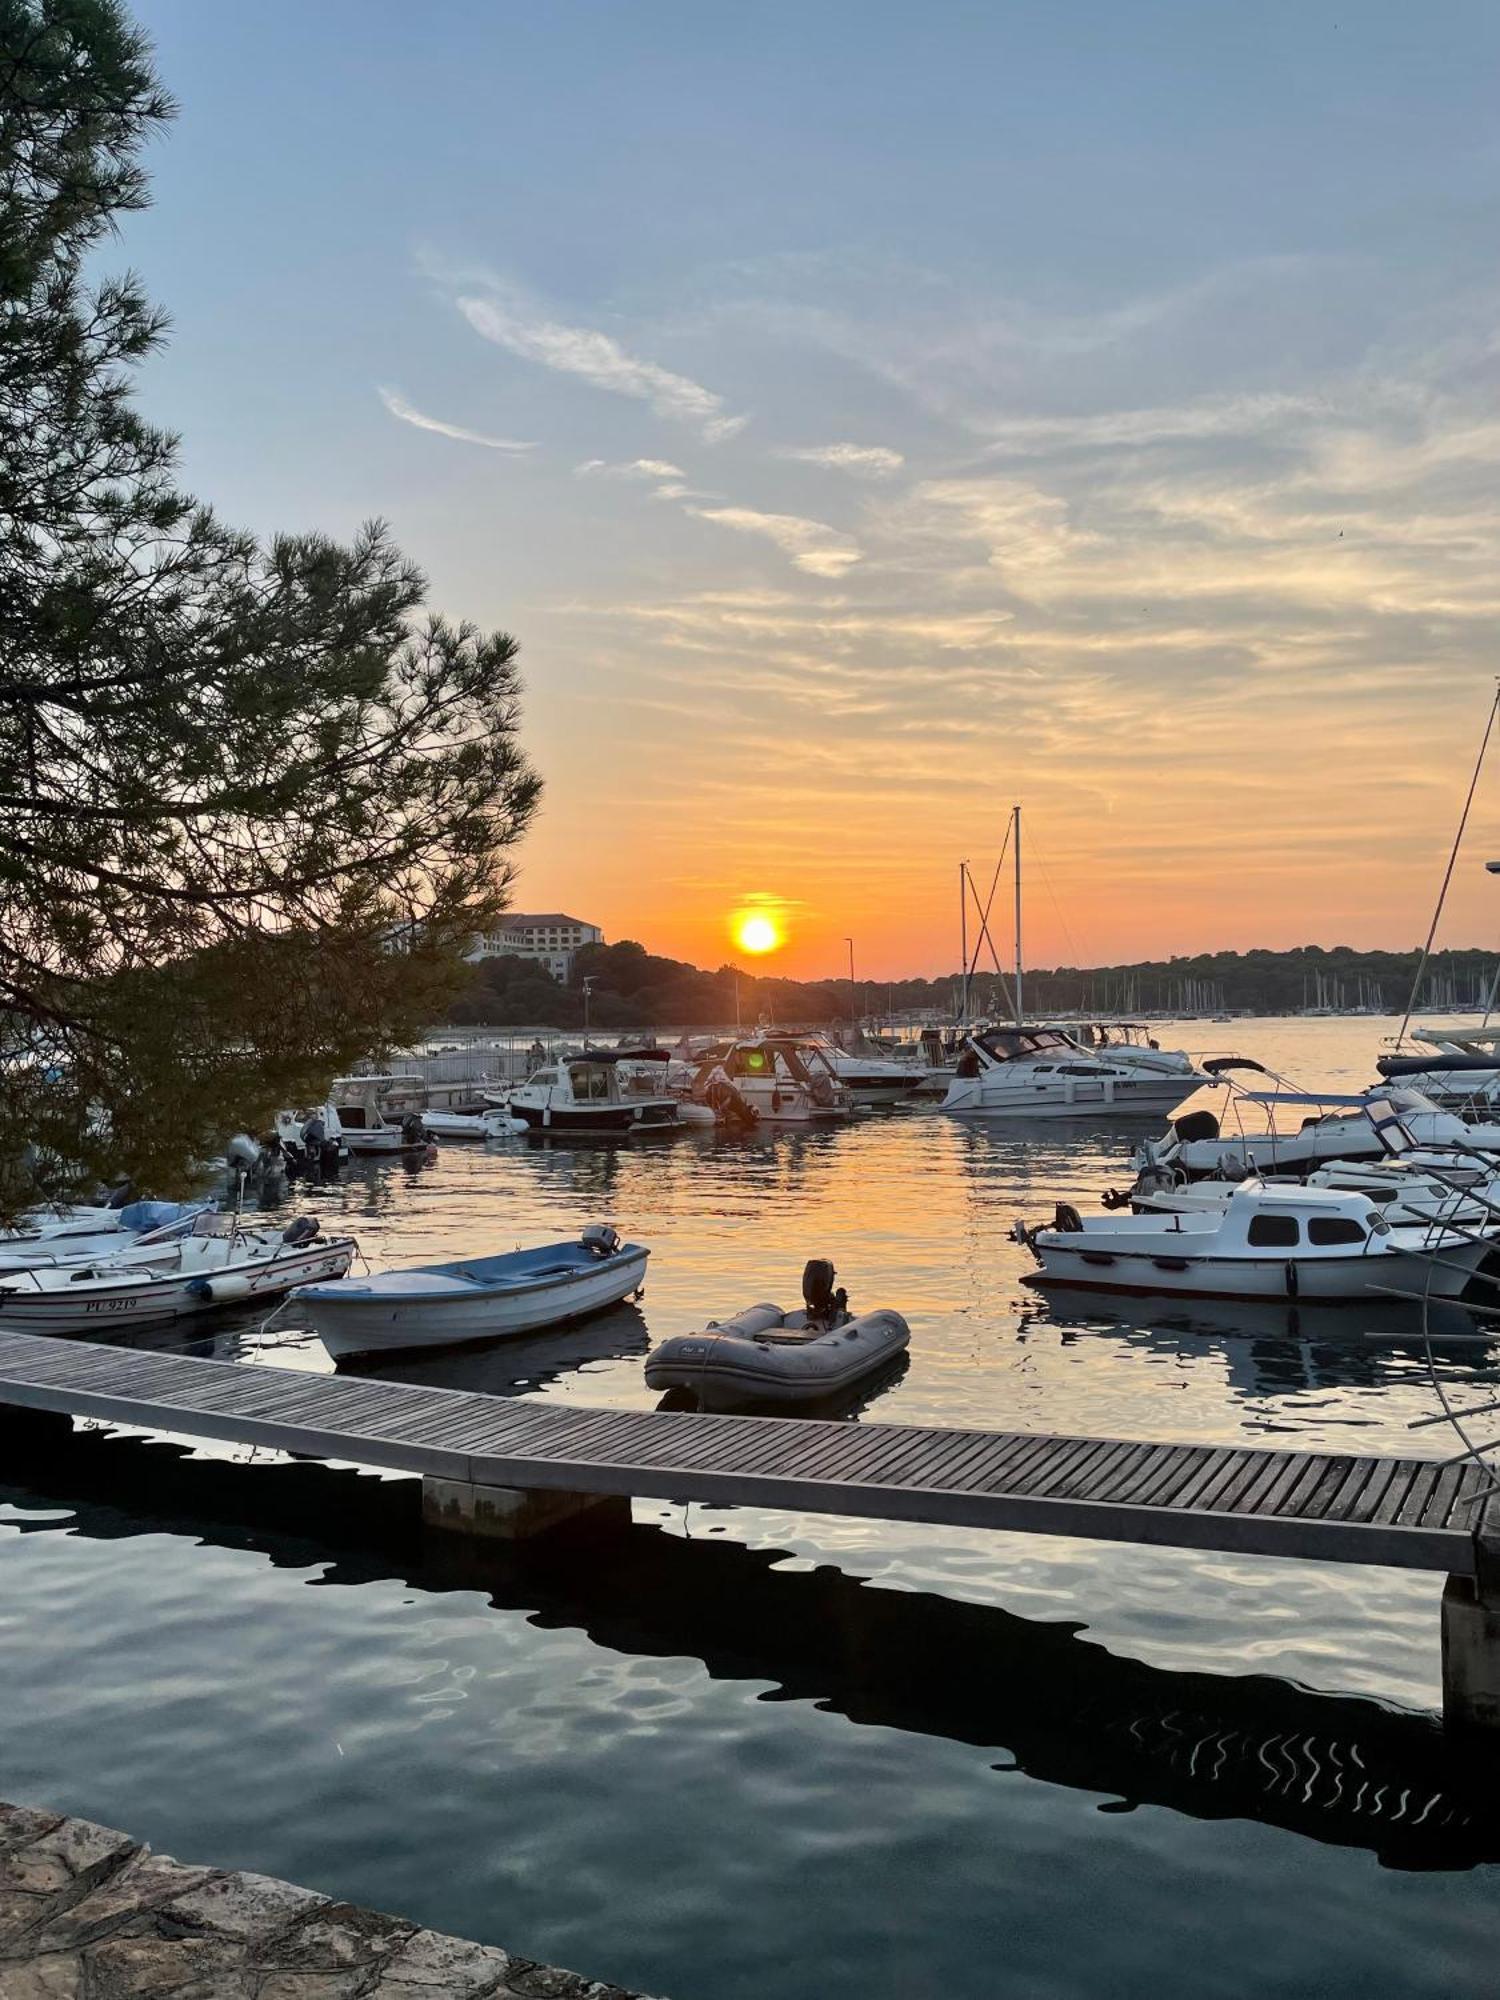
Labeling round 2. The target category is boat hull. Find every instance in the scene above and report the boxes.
[299,1245,651,1358]
[1027,1240,1491,1303]
[508,1100,680,1136]
[945,1072,1196,1119]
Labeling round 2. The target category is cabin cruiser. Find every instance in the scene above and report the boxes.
[1019,1181,1497,1303]
[1040,1020,1205,1081]
[941,1028,1207,1120]
[693,1037,853,1123]
[492,1051,681,1135]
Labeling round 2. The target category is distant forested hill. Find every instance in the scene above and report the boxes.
[439,942,1497,1030]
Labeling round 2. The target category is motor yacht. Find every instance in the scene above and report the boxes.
[941,1027,1206,1120]
[694,1037,853,1123]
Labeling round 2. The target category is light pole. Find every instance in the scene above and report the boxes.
[845,937,856,1029]
[581,975,595,1048]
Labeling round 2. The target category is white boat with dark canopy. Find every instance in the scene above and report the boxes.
[644,1259,909,1408]
[1128,1065,1500,1192]
[293,1224,649,1360]
[491,1051,680,1136]
[0,1212,356,1334]
[692,1037,852,1123]
[942,1027,1206,1120]
[1019,1181,1497,1303]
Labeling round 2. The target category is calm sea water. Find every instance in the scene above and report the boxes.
[3,1018,1499,1997]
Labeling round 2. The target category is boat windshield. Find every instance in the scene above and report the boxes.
[976,1028,1075,1063]
[568,1062,618,1101]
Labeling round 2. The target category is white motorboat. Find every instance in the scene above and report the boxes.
[805,1032,918,1107]
[1129,1070,1500,1189]
[421,1106,513,1141]
[490,1051,680,1136]
[942,1027,1206,1120]
[1019,1181,1496,1303]
[0,1212,357,1334]
[328,1076,432,1156]
[0,1200,212,1276]
[692,1037,853,1124]
[274,1103,349,1172]
[1375,1028,1500,1117]
[293,1223,648,1359]
[1040,1020,1206,1081]
[644,1259,909,1408]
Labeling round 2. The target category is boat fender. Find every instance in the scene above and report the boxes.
[282,1215,321,1248]
[1285,1260,1299,1299]
[1053,1203,1084,1234]
[189,1271,257,1303]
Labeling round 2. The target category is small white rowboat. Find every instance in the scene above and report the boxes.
[293,1223,649,1360]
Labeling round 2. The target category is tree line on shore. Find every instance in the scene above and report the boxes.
[442,941,1498,1030]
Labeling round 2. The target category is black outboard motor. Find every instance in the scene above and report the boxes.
[318,1136,343,1182]
[281,1215,320,1247]
[400,1111,427,1148]
[802,1258,849,1331]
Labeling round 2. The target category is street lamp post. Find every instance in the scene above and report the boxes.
[845,937,856,1028]
[581,975,595,1048]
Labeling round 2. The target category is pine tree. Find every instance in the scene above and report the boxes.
[0,0,541,1212]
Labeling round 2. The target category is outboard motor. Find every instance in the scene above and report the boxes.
[281,1215,321,1248]
[400,1111,427,1147]
[802,1258,849,1331]
[581,1223,621,1259]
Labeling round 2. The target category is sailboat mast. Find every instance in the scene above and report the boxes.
[1012,803,1023,1027]
[959,861,969,1025]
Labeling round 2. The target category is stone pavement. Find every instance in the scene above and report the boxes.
[0,1801,649,1998]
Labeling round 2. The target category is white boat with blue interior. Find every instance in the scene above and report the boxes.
[294,1224,650,1358]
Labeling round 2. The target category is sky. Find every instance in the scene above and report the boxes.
[120,0,1500,979]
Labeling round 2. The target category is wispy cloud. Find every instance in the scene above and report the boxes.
[781,441,905,476]
[377,386,533,452]
[575,458,686,480]
[458,292,746,441]
[688,505,863,577]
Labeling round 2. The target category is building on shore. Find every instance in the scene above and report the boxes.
[466,913,603,981]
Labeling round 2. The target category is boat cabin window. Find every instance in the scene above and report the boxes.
[569,1063,613,1100]
[1246,1213,1300,1247]
[531,1068,558,1086]
[1307,1217,1366,1246]
[339,1107,369,1129]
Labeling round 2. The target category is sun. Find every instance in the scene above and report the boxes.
[734,912,782,955]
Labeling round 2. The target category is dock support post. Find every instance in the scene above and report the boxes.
[1442,1571,1500,1736]
[422,1476,629,1542]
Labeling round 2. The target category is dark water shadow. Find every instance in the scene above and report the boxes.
[2,1424,1495,1873]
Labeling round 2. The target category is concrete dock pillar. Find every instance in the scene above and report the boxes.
[1441,1572,1500,1735]
[421,1475,629,1542]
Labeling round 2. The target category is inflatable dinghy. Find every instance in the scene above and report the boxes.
[645,1259,909,1409]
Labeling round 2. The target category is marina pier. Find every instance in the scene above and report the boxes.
[3,1331,1497,1736]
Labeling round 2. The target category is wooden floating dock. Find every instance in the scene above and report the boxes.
[0,1329,1488,1573]
[3,1328,1500,1731]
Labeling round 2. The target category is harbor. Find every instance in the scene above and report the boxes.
[6,1018,1500,1997]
